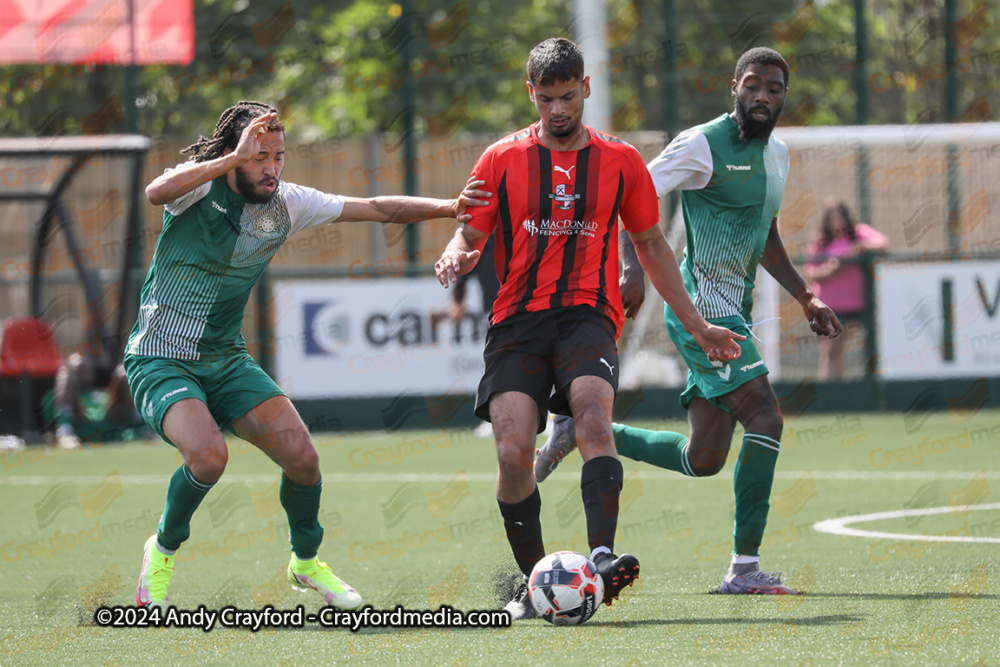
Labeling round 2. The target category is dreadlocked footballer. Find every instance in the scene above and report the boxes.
[127,101,489,610]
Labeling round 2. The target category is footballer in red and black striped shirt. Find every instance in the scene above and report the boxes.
[465,121,658,337]
[435,38,742,620]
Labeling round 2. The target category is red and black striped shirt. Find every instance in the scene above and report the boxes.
[467,122,659,336]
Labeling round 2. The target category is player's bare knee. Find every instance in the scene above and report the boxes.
[188,445,228,484]
[572,406,614,458]
[496,437,532,474]
[747,405,783,438]
[282,423,312,449]
[688,442,729,476]
[291,441,321,483]
[732,387,782,436]
[276,427,320,481]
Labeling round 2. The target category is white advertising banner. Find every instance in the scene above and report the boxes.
[876,261,1000,379]
[272,279,487,398]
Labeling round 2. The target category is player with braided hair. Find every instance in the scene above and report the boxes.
[129,101,488,609]
[180,101,284,164]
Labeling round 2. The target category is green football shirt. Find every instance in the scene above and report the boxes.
[647,113,789,322]
[126,171,345,359]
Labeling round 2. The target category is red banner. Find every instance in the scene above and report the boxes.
[0,0,193,64]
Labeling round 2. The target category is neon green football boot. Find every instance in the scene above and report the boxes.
[288,556,363,609]
[136,534,174,607]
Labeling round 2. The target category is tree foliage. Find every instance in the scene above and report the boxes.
[0,0,996,140]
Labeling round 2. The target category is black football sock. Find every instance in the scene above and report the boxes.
[580,456,623,554]
[497,486,545,577]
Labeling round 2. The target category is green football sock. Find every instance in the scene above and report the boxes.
[612,423,697,476]
[732,433,781,557]
[158,465,214,551]
[280,476,324,560]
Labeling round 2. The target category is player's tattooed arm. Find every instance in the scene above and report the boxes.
[760,216,842,338]
[146,113,275,206]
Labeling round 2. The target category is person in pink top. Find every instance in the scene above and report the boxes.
[804,201,888,380]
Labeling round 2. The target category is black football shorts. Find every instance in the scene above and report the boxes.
[474,305,619,432]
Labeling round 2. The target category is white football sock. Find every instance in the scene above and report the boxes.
[590,546,612,560]
[730,554,759,570]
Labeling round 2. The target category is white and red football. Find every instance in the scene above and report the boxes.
[528,551,604,626]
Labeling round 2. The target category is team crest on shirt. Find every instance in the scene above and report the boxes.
[550,183,580,211]
[256,214,279,235]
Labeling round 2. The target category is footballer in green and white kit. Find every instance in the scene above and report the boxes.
[128,101,487,611]
[649,110,789,407]
[125,169,348,435]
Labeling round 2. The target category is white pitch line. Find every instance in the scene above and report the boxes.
[0,473,497,485]
[772,470,1000,481]
[1,470,998,486]
[813,502,1000,544]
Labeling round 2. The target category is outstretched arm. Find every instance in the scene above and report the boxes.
[339,178,491,225]
[628,224,744,361]
[339,196,456,224]
[436,224,489,288]
[146,112,276,206]
[761,216,842,338]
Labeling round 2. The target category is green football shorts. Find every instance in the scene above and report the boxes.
[124,351,285,444]
[663,307,769,412]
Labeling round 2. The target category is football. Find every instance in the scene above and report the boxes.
[528,551,604,626]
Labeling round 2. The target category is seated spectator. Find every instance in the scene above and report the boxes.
[804,201,888,380]
[50,323,145,448]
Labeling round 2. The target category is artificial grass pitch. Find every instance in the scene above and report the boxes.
[1,409,997,665]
